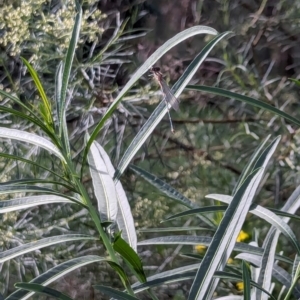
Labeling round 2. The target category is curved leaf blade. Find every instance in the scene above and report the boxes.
[82,26,218,174]
[188,136,280,299]
[114,31,231,181]
[0,104,57,142]
[21,58,53,127]
[205,196,300,255]
[0,184,81,204]
[242,261,251,300]
[115,180,137,250]
[256,230,276,300]
[93,285,139,300]
[130,164,215,228]
[235,253,300,299]
[0,195,74,213]
[233,135,271,194]
[0,152,68,183]
[58,1,82,155]
[138,235,292,265]
[139,226,214,233]
[14,283,73,300]
[130,164,197,209]
[86,138,136,249]
[87,140,118,222]
[188,168,264,300]
[0,128,66,163]
[131,268,274,299]
[0,90,37,118]
[186,85,300,127]
[6,255,106,300]
[113,235,146,283]
[165,206,227,221]
[0,235,96,263]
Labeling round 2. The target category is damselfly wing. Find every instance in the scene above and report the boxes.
[150,67,179,111]
[150,67,180,132]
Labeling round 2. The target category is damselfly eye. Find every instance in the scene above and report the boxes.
[150,67,161,73]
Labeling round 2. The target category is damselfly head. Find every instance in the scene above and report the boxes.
[150,66,163,82]
[150,66,161,73]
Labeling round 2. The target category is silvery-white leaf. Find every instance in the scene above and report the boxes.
[87,140,118,222]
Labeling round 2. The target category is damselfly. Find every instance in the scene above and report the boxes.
[150,67,180,133]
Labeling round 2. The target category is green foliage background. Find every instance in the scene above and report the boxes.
[1,0,300,299]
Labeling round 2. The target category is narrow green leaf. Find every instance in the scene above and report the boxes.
[132,263,200,290]
[14,283,73,300]
[292,255,300,278]
[0,235,96,263]
[106,260,134,294]
[284,256,300,300]
[186,85,300,127]
[93,285,139,300]
[0,127,66,163]
[0,184,81,204]
[113,234,146,283]
[21,58,53,127]
[236,253,300,299]
[289,78,300,87]
[139,227,215,233]
[86,136,137,249]
[253,136,281,170]
[206,195,300,255]
[0,89,35,115]
[59,1,82,154]
[0,152,68,183]
[131,269,275,299]
[233,135,271,194]
[55,62,63,129]
[59,0,82,117]
[242,261,251,300]
[130,164,215,228]
[130,164,197,209]
[0,88,43,121]
[133,271,196,293]
[138,235,293,265]
[188,168,263,300]
[6,256,106,300]
[165,206,227,221]
[267,208,300,221]
[1,178,76,192]
[277,185,300,222]
[256,206,300,255]
[0,104,58,144]
[87,139,118,222]
[256,230,276,300]
[0,195,73,213]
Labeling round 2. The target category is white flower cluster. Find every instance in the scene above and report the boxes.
[0,0,106,61]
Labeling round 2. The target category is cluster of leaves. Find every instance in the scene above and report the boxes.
[1,1,300,300]
[0,0,145,148]
[128,0,300,258]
